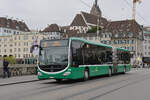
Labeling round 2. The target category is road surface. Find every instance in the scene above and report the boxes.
[0,68,150,100]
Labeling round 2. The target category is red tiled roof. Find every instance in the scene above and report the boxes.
[70,14,87,26]
[0,17,30,32]
[104,20,142,38]
[42,24,61,32]
[81,12,108,27]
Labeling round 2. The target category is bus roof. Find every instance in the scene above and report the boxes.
[40,37,130,52]
[70,37,112,48]
[117,47,130,52]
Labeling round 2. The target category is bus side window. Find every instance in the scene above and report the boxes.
[71,40,84,67]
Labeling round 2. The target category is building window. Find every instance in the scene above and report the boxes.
[128,32,133,37]
[127,40,129,44]
[18,48,21,52]
[14,37,17,40]
[4,44,7,47]
[114,40,118,44]
[15,54,17,58]
[132,40,134,44]
[4,49,6,53]
[129,40,134,44]
[123,32,126,37]
[9,30,11,33]
[10,44,13,47]
[10,49,12,53]
[14,48,16,52]
[18,36,21,40]
[14,31,16,35]
[115,33,119,38]
[4,38,7,41]
[14,42,17,46]
[18,54,20,58]
[23,48,25,52]
[24,35,28,40]
[131,47,134,51]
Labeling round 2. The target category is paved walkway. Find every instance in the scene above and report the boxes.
[0,75,38,86]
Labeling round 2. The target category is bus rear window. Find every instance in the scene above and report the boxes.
[41,40,68,47]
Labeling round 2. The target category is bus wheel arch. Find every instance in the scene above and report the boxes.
[55,79,63,83]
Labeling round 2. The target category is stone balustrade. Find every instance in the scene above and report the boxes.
[0,64,37,77]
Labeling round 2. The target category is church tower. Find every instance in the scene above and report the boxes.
[90,0,102,17]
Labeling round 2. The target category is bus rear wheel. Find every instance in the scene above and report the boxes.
[84,70,89,81]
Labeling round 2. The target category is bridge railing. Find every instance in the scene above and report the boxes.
[0,64,37,77]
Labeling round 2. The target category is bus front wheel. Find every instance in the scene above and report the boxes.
[84,70,89,81]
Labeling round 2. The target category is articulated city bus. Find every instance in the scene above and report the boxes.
[37,37,131,82]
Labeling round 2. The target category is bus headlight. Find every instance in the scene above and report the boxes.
[38,72,42,76]
[63,72,71,76]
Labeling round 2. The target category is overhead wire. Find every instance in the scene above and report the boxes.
[79,0,91,8]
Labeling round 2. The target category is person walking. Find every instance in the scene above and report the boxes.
[3,58,10,78]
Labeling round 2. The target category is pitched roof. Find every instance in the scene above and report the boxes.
[70,12,108,28]
[70,14,87,26]
[42,24,61,32]
[81,12,108,27]
[104,20,142,38]
[0,17,30,32]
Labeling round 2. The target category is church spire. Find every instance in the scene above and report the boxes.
[90,0,102,17]
[95,0,97,6]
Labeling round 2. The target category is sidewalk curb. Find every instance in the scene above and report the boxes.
[0,79,39,86]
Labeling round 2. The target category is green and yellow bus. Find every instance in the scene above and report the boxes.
[37,37,131,82]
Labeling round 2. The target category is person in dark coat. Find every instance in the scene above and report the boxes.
[3,58,10,78]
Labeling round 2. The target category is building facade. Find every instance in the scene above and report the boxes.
[0,32,48,59]
[67,0,144,60]
[143,27,150,57]
[0,17,30,36]
[41,24,64,40]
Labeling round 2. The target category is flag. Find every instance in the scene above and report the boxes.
[133,0,142,3]
[30,36,39,56]
[138,0,142,3]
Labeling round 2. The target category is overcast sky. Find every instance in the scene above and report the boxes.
[0,0,149,30]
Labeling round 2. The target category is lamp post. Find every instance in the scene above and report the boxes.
[97,15,100,42]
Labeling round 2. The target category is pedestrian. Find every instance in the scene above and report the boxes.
[3,58,10,78]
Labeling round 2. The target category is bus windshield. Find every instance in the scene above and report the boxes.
[39,40,68,66]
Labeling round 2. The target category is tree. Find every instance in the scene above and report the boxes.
[87,26,101,33]
[6,55,16,64]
